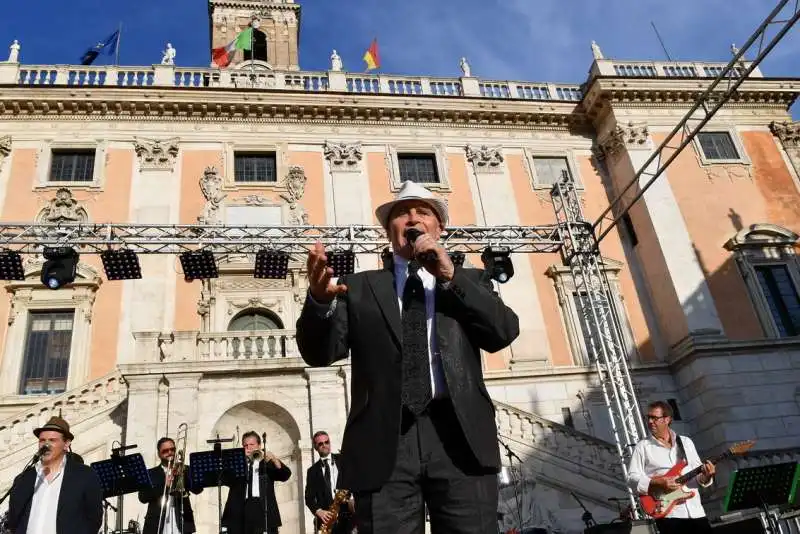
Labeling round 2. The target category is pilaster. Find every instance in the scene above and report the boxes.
[166,373,203,452]
[771,120,800,178]
[303,367,348,450]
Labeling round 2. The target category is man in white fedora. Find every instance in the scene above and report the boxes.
[297,180,520,534]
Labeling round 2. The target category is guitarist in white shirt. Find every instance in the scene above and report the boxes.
[627,401,716,534]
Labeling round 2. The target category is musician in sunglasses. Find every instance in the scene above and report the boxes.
[305,431,355,533]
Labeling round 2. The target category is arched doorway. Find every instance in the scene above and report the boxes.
[243,29,268,62]
[196,400,305,534]
[227,309,286,359]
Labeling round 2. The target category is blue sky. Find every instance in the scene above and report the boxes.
[0,0,797,116]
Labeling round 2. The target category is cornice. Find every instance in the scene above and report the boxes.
[210,0,300,11]
[582,76,800,118]
[0,87,591,131]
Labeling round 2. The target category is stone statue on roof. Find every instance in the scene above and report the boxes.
[591,40,604,60]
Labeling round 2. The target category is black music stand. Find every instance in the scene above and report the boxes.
[723,461,800,533]
[189,440,244,534]
[90,453,152,534]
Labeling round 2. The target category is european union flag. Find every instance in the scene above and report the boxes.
[81,30,120,65]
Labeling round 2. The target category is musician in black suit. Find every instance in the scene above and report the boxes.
[222,430,292,534]
[138,437,203,534]
[7,416,103,534]
[305,431,354,533]
[297,181,520,534]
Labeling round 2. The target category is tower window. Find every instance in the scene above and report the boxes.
[243,29,268,62]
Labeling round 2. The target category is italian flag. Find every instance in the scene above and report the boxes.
[363,38,380,71]
[212,27,252,68]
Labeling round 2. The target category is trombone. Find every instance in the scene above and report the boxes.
[157,423,189,534]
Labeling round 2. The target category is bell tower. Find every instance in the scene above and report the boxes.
[209,0,301,71]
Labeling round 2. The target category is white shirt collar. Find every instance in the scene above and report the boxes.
[36,454,67,477]
[393,254,433,282]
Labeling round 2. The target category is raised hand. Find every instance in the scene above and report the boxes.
[307,241,348,303]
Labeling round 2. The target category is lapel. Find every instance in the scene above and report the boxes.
[56,459,73,528]
[366,268,401,347]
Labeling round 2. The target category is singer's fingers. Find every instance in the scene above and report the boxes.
[332,283,348,295]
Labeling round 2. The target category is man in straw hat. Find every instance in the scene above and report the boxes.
[7,415,103,534]
[297,180,520,533]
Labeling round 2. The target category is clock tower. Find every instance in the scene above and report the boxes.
[209,0,301,70]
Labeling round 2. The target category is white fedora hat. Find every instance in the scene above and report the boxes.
[375,181,449,229]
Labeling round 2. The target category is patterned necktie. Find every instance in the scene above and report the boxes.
[323,458,332,494]
[401,260,432,415]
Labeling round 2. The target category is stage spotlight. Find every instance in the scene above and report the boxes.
[41,247,79,290]
[327,250,355,277]
[0,250,25,281]
[254,250,290,279]
[179,250,218,282]
[481,247,514,284]
[100,249,142,281]
[448,251,466,268]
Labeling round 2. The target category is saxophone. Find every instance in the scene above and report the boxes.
[318,489,351,534]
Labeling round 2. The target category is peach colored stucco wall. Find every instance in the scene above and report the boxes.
[0,148,132,379]
[287,152,326,225]
[660,131,800,340]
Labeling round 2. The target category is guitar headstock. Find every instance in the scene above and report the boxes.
[728,440,756,455]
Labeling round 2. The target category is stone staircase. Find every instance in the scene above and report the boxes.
[494,400,629,533]
[0,371,127,498]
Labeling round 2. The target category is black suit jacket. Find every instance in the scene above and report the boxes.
[297,266,519,492]
[305,454,353,531]
[7,454,103,534]
[222,458,291,534]
[138,464,202,534]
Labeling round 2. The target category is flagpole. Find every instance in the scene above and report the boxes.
[115,22,122,66]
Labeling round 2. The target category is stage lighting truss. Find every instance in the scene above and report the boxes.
[100,249,142,281]
[254,249,291,279]
[0,249,25,281]
[179,249,218,281]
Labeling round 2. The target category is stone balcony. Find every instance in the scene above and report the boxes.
[0,56,755,103]
[146,329,302,364]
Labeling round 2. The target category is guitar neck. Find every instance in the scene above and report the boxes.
[676,451,729,485]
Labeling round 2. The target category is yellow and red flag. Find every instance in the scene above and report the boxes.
[362,38,381,71]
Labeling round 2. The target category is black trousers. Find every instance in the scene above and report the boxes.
[243,497,277,534]
[655,517,711,534]
[354,399,498,534]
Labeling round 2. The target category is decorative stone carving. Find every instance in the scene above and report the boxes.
[465,144,504,171]
[7,40,20,63]
[242,194,270,205]
[459,57,471,77]
[704,165,753,183]
[227,296,283,315]
[133,137,179,171]
[591,40,604,60]
[280,165,309,225]
[37,188,89,223]
[0,135,10,172]
[198,166,227,224]
[161,43,176,66]
[596,121,649,160]
[323,141,363,169]
[330,50,342,72]
[770,121,800,148]
[215,278,289,291]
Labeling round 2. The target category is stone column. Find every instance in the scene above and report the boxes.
[166,373,203,452]
[465,145,551,369]
[597,121,724,344]
[771,121,800,178]
[304,367,347,447]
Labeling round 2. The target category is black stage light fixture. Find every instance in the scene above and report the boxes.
[254,250,290,279]
[100,249,142,281]
[481,247,514,284]
[448,251,466,268]
[41,247,79,290]
[327,250,355,277]
[179,250,218,282]
[0,249,25,281]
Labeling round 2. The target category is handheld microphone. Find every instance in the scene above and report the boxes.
[404,228,438,263]
[33,444,50,462]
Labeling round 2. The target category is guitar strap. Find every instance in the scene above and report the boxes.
[676,434,688,462]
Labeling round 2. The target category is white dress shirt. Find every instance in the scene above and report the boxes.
[247,461,261,498]
[320,456,338,499]
[27,455,67,534]
[627,431,712,519]
[160,465,180,534]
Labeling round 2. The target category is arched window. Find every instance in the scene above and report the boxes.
[243,30,268,62]
[228,309,284,331]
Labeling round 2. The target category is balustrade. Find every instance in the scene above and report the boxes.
[156,329,300,362]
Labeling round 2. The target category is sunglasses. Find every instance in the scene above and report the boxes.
[161,447,176,453]
[646,415,667,421]
[315,440,330,447]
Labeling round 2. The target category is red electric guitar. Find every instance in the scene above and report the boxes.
[640,440,755,519]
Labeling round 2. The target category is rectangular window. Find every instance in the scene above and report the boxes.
[20,311,74,395]
[533,157,572,186]
[697,132,739,160]
[573,292,614,364]
[234,153,277,183]
[49,150,95,182]
[398,154,439,184]
[754,265,800,337]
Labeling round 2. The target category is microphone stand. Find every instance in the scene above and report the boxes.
[102,499,118,534]
[0,446,47,507]
[111,443,138,534]
[498,438,524,533]
[570,491,596,528]
[207,434,233,534]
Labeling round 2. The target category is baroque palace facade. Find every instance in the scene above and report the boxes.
[1,0,800,532]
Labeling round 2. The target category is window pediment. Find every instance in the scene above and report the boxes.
[724,224,799,251]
